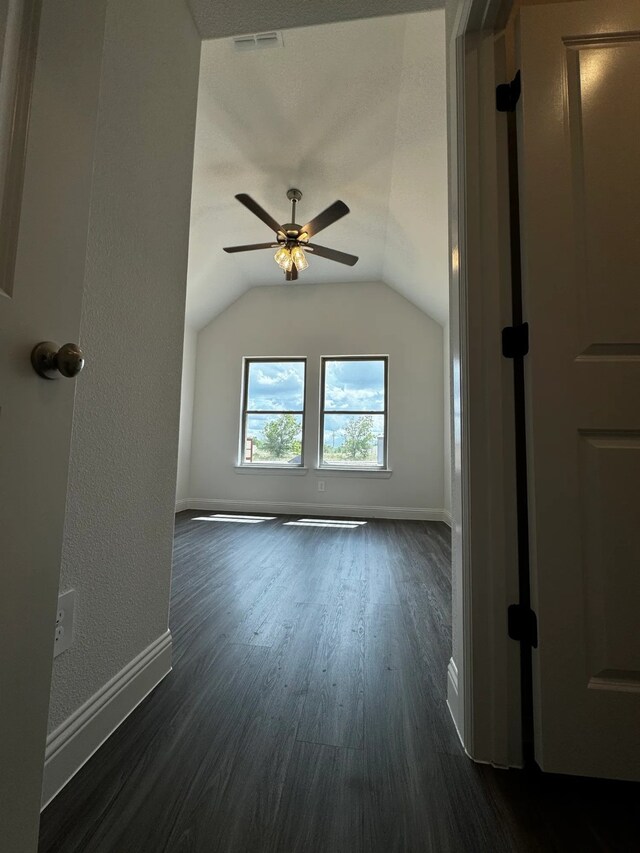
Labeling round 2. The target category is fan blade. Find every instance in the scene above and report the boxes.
[300,200,349,238]
[286,263,298,282]
[235,194,283,234]
[223,243,277,253]
[305,242,358,266]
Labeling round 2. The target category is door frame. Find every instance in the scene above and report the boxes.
[177,1,524,768]
[445,0,523,767]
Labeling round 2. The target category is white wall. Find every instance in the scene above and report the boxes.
[382,9,449,325]
[176,326,198,509]
[189,281,445,519]
[47,0,200,734]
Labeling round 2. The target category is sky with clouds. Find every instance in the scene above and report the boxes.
[246,359,385,444]
[323,359,385,411]
[246,359,385,412]
[247,362,306,411]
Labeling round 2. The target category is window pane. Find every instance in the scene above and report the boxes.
[244,413,303,464]
[324,359,385,411]
[247,361,305,411]
[322,414,385,466]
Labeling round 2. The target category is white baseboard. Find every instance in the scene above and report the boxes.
[185,498,449,523]
[442,509,453,528]
[446,656,465,748]
[41,631,172,810]
[175,498,190,513]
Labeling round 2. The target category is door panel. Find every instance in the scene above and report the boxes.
[517,0,640,779]
[580,433,640,682]
[571,39,640,346]
[0,1,107,848]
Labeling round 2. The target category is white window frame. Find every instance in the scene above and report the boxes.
[239,357,307,468]
[319,355,389,470]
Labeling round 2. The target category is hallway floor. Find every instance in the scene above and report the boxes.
[39,512,639,852]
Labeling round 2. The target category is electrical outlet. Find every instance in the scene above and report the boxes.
[317,480,325,492]
[54,589,76,657]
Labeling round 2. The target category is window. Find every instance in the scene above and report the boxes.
[320,356,388,468]
[240,358,306,466]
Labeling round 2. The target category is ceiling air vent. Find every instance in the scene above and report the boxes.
[232,31,284,51]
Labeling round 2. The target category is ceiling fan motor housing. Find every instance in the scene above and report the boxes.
[280,225,307,241]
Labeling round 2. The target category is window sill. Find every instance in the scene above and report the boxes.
[234,465,308,475]
[315,467,392,479]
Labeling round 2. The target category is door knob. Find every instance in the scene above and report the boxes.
[31,341,85,380]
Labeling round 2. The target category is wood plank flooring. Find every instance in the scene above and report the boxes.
[39,512,640,852]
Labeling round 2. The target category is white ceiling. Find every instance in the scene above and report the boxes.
[188,0,444,41]
[186,10,449,330]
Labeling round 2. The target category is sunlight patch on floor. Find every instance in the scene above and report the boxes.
[194,513,275,524]
[284,518,367,529]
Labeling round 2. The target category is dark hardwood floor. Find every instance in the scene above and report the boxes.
[39,512,639,852]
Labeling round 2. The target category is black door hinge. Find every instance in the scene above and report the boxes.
[496,70,521,112]
[502,322,529,358]
[508,604,538,648]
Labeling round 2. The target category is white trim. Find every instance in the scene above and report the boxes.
[175,498,190,512]
[447,657,464,746]
[442,509,453,528]
[314,467,392,479]
[234,465,308,475]
[41,631,172,810]
[186,498,449,522]
[445,0,521,769]
[447,0,474,759]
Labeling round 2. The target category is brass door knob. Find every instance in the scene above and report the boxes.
[31,341,85,380]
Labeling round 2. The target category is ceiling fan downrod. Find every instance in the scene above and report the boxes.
[286,187,302,227]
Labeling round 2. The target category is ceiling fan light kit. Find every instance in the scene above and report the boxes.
[291,244,308,271]
[274,245,293,271]
[223,188,358,281]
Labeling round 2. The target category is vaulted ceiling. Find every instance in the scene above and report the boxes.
[188,0,444,41]
[186,10,448,330]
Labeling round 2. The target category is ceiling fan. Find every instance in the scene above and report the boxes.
[223,188,359,281]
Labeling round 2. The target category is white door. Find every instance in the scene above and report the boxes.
[0,2,107,849]
[517,0,640,780]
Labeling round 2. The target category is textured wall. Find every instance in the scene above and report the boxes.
[48,0,200,732]
[189,281,444,513]
[176,326,198,506]
[189,0,444,39]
